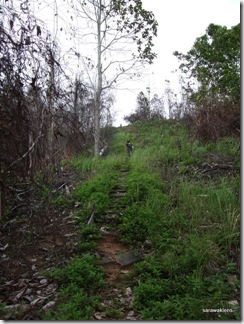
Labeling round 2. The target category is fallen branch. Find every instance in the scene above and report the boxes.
[10,133,44,168]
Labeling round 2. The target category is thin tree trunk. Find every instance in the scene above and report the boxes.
[74,77,79,131]
[94,93,101,156]
[94,0,102,157]
[47,57,55,163]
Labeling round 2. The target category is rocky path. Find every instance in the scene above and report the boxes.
[0,171,81,320]
[92,167,143,320]
[0,167,144,320]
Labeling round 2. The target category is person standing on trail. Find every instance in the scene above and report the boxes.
[126,140,133,157]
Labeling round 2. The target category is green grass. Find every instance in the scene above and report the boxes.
[117,120,240,320]
[38,119,240,321]
[44,254,105,320]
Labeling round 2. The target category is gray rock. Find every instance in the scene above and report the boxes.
[115,251,143,266]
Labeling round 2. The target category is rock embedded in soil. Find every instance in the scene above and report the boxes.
[114,250,144,266]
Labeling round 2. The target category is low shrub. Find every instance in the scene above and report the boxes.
[119,205,153,244]
[44,254,105,320]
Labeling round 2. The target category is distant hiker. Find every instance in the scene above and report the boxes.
[126,140,133,157]
[100,145,108,156]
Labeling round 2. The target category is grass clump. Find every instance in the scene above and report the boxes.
[133,258,239,320]
[70,155,95,173]
[119,205,152,245]
[116,120,240,320]
[50,196,72,207]
[77,224,101,252]
[44,254,105,320]
[72,172,117,220]
[42,119,239,321]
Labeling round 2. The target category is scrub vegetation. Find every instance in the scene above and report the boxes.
[0,1,240,319]
[41,119,239,320]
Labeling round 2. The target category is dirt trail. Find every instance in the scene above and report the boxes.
[0,167,143,320]
[92,167,143,320]
[0,171,81,320]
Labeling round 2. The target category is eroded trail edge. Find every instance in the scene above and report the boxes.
[92,167,143,320]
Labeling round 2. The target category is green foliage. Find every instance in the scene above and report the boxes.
[97,154,125,171]
[177,234,222,275]
[134,258,238,320]
[116,120,239,320]
[137,294,238,320]
[78,241,98,252]
[74,174,116,201]
[48,254,105,290]
[174,23,240,104]
[119,204,152,244]
[105,307,124,319]
[79,224,101,241]
[178,179,238,220]
[42,119,239,321]
[73,172,117,217]
[114,0,158,64]
[44,286,100,320]
[78,224,101,251]
[124,171,163,205]
[215,136,240,156]
[218,208,240,256]
[44,254,105,320]
[33,171,52,198]
[118,165,170,247]
[70,155,95,173]
[0,302,7,319]
[124,91,150,123]
[51,196,71,207]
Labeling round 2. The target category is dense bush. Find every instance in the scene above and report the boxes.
[44,254,105,320]
[194,103,240,142]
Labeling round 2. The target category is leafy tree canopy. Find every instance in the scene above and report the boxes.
[174,23,240,104]
[113,0,158,63]
[124,91,151,123]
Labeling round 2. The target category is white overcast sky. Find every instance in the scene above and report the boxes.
[31,0,240,126]
[112,0,240,126]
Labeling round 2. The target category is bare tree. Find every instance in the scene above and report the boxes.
[150,94,165,119]
[0,0,76,216]
[164,80,178,119]
[66,0,158,155]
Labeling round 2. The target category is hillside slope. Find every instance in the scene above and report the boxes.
[0,120,240,320]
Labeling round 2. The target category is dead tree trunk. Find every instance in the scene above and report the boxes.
[47,53,55,164]
[94,0,103,157]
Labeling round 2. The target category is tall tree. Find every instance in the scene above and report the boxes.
[150,94,165,119]
[136,91,150,119]
[123,91,150,123]
[164,80,177,119]
[68,0,158,155]
[0,0,51,175]
[174,23,240,105]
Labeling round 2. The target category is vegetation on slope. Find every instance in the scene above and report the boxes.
[40,119,240,320]
[0,118,240,320]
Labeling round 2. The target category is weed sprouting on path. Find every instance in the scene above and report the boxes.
[29,120,240,320]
